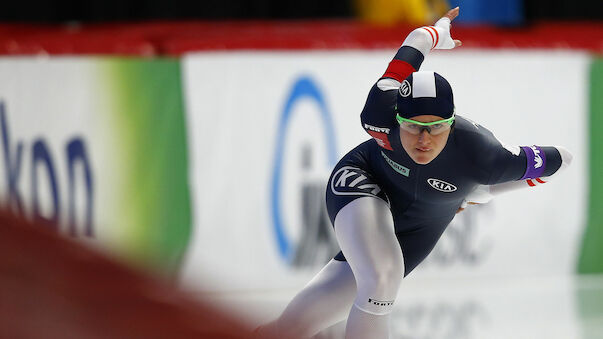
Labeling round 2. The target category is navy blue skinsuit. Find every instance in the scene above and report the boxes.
[326,46,563,276]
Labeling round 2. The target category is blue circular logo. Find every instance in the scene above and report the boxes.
[270,76,338,263]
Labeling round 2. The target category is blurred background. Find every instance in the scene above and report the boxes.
[0,0,602,338]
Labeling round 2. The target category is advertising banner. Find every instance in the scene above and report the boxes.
[579,57,603,274]
[0,57,191,273]
[181,50,589,292]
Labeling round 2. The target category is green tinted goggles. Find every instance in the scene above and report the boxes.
[396,114,455,135]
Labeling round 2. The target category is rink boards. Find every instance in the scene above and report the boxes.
[180,50,589,291]
[0,50,598,291]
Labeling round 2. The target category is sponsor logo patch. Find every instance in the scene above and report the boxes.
[502,143,521,156]
[399,80,411,97]
[364,123,390,134]
[427,178,457,192]
[331,166,382,197]
[381,151,410,177]
[367,130,393,151]
[368,298,395,307]
[531,146,543,169]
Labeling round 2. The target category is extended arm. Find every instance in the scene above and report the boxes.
[453,116,573,209]
[360,8,462,150]
[465,146,573,205]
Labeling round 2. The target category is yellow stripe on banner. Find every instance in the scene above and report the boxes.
[355,0,450,26]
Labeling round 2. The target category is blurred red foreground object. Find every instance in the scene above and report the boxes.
[0,211,267,339]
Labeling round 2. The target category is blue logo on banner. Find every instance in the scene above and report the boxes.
[270,76,338,262]
[0,101,94,236]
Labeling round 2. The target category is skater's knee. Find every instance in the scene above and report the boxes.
[362,264,402,291]
[354,265,403,315]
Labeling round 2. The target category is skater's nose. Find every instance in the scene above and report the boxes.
[417,130,431,145]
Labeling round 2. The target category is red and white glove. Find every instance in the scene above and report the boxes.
[402,7,461,55]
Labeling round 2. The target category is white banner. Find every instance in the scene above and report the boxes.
[0,57,191,271]
[0,58,112,242]
[180,50,588,292]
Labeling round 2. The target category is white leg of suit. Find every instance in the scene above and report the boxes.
[259,259,356,338]
[334,197,404,339]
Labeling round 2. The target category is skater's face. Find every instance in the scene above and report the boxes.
[400,115,451,165]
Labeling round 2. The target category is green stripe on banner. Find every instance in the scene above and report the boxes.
[105,58,191,274]
[579,58,603,274]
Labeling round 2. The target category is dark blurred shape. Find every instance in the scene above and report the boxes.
[525,0,602,21]
[2,0,602,24]
[0,210,271,339]
[1,0,353,22]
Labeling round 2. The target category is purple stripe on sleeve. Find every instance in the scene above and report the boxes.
[520,146,547,180]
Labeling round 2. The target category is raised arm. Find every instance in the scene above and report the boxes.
[385,7,462,82]
[361,8,462,150]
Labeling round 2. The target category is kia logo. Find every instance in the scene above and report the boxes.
[427,178,457,192]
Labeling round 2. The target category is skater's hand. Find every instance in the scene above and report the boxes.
[432,7,462,49]
[400,7,462,60]
[443,7,460,22]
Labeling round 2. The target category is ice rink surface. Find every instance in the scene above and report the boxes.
[195,274,603,339]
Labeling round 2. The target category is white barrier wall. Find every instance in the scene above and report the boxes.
[180,50,588,292]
